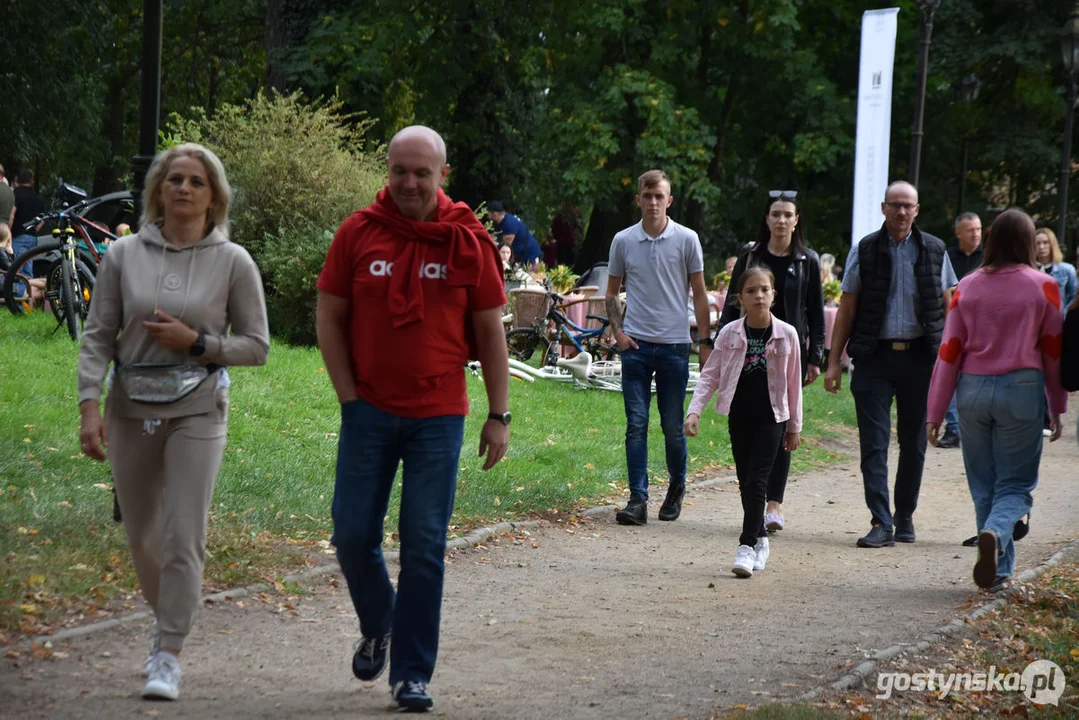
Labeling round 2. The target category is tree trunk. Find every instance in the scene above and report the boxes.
[92,73,129,196]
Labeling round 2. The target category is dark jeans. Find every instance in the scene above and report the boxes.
[621,339,690,501]
[766,349,810,504]
[849,343,933,530]
[730,418,786,547]
[331,397,464,686]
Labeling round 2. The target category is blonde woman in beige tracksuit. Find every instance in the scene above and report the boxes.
[77,143,269,702]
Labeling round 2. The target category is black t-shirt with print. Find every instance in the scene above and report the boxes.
[729,321,775,423]
[756,247,791,324]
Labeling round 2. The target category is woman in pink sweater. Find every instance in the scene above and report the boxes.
[926,209,1067,594]
[685,265,803,578]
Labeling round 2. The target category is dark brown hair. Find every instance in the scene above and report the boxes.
[982,208,1035,270]
[737,263,775,294]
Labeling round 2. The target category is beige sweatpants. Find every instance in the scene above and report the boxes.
[106,388,229,652]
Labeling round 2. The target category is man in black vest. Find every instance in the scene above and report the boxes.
[823,181,958,548]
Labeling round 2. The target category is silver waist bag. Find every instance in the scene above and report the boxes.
[116,363,215,404]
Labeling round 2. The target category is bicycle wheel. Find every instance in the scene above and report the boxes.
[60,258,81,340]
[3,242,61,316]
[506,328,548,363]
[581,335,618,361]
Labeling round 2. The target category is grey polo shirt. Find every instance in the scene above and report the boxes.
[841,232,958,340]
[608,218,704,344]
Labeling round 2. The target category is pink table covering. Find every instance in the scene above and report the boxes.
[824,306,850,368]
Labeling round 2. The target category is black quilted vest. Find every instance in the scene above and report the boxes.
[847,223,946,361]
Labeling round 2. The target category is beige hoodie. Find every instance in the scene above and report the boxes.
[78,223,269,419]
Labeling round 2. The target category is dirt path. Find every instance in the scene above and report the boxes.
[3,416,1078,720]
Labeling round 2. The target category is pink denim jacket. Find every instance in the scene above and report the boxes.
[686,315,803,433]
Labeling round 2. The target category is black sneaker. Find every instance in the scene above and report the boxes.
[856,524,895,548]
[962,535,978,547]
[657,484,685,521]
[392,680,434,713]
[351,632,391,681]
[973,530,999,589]
[615,497,647,525]
[937,429,960,449]
[1013,513,1030,542]
[984,575,1011,594]
[894,516,916,543]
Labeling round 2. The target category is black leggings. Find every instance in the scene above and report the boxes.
[767,349,809,503]
[729,418,787,547]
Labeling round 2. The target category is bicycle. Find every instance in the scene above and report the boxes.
[2,210,107,339]
[504,290,617,368]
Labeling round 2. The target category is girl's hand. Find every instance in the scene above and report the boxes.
[1050,414,1063,442]
[783,431,800,452]
[684,414,700,437]
[142,310,200,351]
[926,422,942,447]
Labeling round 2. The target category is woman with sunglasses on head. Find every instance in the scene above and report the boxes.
[716,190,825,533]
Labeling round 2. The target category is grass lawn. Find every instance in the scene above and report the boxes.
[0,310,857,634]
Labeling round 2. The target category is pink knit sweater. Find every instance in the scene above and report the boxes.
[927,265,1067,422]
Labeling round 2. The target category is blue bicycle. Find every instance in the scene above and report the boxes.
[505,290,617,366]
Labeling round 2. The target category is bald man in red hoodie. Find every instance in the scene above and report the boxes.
[316,126,510,713]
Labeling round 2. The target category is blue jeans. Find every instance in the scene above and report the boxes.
[12,234,36,274]
[331,397,464,685]
[849,344,933,529]
[621,339,690,501]
[944,391,959,436]
[957,369,1044,579]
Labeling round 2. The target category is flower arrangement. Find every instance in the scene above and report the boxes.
[712,271,731,292]
[545,264,581,294]
[823,279,842,303]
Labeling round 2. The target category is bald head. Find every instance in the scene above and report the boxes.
[884,181,918,204]
[388,125,447,166]
[386,125,450,221]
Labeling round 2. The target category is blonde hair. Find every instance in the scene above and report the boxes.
[1034,227,1064,265]
[141,142,232,232]
[0,222,11,249]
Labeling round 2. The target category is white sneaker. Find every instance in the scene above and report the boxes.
[142,620,161,677]
[142,652,181,701]
[753,536,770,572]
[732,545,755,578]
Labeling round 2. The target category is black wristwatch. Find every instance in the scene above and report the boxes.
[189,332,207,357]
[488,411,512,426]
[698,337,715,347]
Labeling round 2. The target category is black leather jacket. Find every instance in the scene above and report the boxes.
[716,242,826,367]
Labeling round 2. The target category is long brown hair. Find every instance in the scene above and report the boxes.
[982,209,1035,270]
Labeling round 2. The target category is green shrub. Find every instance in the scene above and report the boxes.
[260,228,335,345]
[167,91,385,343]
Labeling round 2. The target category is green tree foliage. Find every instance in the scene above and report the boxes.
[0,0,265,196]
[169,92,385,344]
[282,0,1079,268]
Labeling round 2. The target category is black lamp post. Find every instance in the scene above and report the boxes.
[956,73,980,213]
[1057,4,1079,248]
[910,0,942,189]
[131,0,164,229]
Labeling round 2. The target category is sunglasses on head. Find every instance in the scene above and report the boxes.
[769,190,798,200]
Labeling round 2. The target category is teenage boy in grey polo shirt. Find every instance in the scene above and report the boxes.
[605,169,712,525]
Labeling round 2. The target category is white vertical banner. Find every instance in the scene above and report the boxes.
[851,8,899,245]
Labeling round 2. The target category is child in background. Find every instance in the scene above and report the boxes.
[684,265,803,578]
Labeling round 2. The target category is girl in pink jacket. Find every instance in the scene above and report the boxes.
[685,265,803,578]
